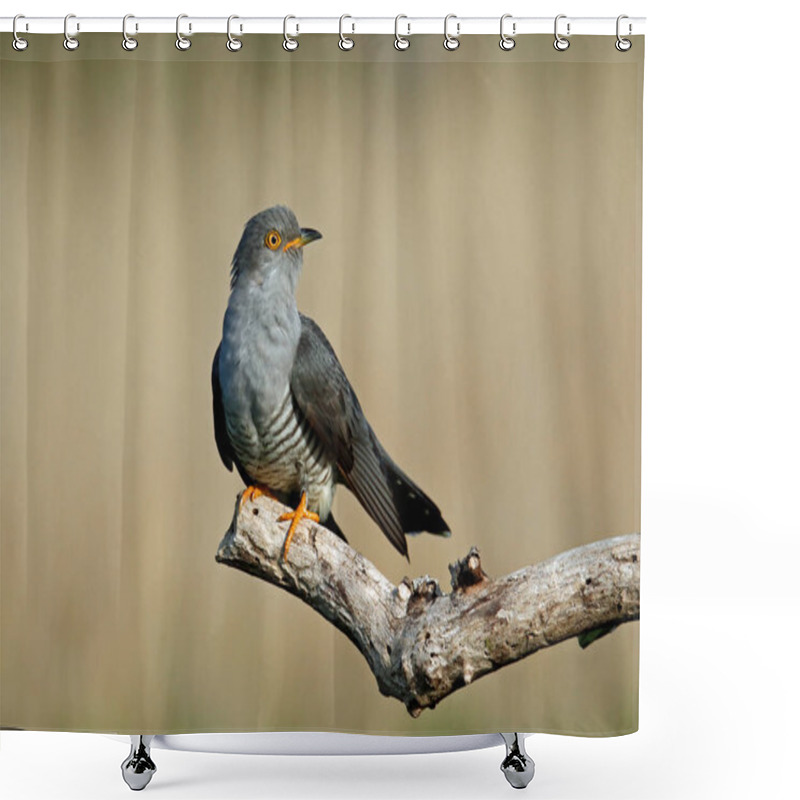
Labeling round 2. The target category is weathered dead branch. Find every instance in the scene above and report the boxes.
[216,494,640,716]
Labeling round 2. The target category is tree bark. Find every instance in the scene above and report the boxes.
[216,494,640,717]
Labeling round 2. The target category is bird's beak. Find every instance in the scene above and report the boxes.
[284,228,323,251]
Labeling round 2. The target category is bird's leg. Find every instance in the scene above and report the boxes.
[239,483,278,511]
[277,490,319,560]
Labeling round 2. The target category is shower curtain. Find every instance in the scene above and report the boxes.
[0,31,642,737]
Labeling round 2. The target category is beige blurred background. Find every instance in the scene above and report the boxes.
[1,34,642,735]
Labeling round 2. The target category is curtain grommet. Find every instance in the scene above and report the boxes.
[499,14,516,51]
[615,15,632,51]
[554,14,570,51]
[63,13,79,51]
[394,15,410,51]
[12,15,29,51]
[175,14,191,51]
[283,15,299,51]
[443,14,460,51]
[122,14,138,51]
[339,15,355,51]
[227,15,243,51]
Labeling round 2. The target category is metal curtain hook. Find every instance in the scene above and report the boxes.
[616,14,632,51]
[122,14,138,51]
[443,14,460,51]
[227,15,243,51]
[176,14,191,50]
[12,14,28,51]
[339,14,355,50]
[553,14,570,51]
[63,13,79,51]
[394,15,410,50]
[283,15,299,51]
[499,14,515,51]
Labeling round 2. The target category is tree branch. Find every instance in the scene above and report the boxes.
[216,495,640,717]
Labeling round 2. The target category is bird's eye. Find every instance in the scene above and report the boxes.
[265,231,281,250]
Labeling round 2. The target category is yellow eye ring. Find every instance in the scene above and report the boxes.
[265,230,282,250]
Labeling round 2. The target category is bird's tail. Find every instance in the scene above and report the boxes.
[382,454,451,539]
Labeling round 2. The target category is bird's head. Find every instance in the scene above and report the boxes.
[230,205,322,290]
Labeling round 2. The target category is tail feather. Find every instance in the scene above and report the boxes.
[384,458,450,538]
[341,430,451,558]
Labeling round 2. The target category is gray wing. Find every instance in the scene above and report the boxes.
[212,343,254,485]
[212,344,234,471]
[291,315,411,556]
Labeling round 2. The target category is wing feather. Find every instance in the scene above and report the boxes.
[291,315,408,555]
[212,345,234,472]
[212,344,255,486]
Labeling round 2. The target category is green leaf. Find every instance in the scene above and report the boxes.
[578,623,620,649]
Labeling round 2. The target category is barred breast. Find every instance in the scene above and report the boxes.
[226,387,336,520]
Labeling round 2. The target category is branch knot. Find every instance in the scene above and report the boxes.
[449,546,489,593]
[402,575,443,615]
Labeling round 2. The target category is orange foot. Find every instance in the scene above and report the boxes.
[277,491,319,560]
[239,484,277,512]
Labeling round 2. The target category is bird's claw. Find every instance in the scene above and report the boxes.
[239,485,276,511]
[278,491,319,560]
[277,508,320,524]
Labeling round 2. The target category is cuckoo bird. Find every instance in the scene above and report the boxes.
[212,206,450,560]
